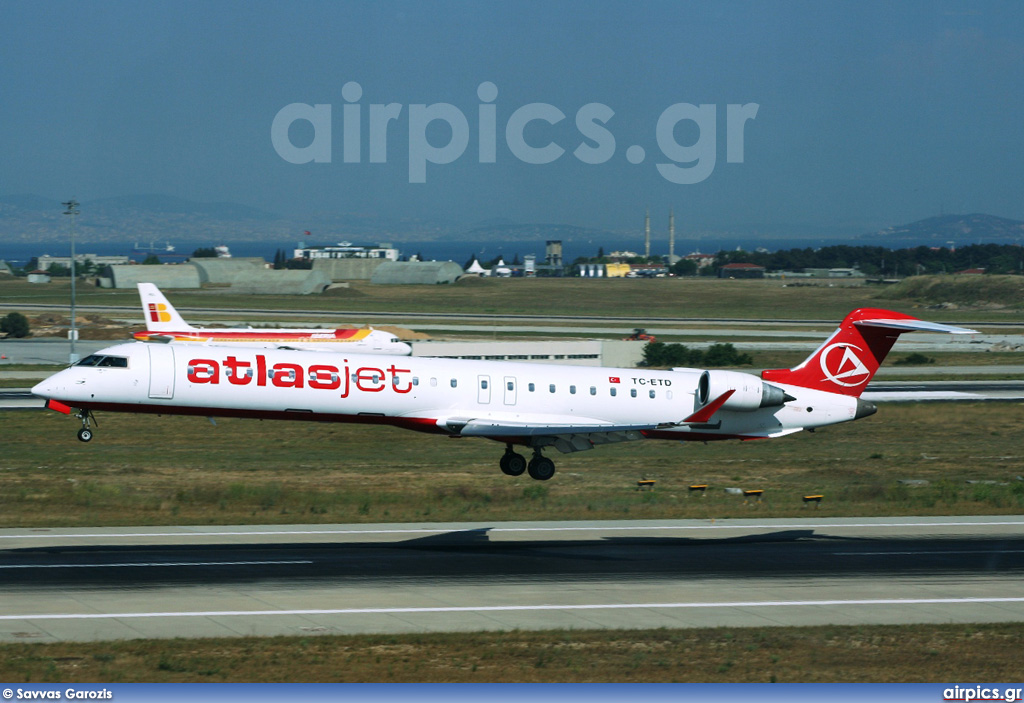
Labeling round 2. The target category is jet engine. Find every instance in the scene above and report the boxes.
[697,370,792,411]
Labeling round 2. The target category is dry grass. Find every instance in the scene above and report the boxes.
[5,276,1016,324]
[2,624,1022,682]
[2,402,1023,527]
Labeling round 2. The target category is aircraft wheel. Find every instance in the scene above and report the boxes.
[500,451,526,476]
[527,457,555,481]
[77,428,93,443]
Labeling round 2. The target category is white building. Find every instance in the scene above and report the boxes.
[37,253,131,269]
[294,242,399,261]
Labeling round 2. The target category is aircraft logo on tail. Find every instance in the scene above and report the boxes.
[819,342,870,387]
[147,303,172,323]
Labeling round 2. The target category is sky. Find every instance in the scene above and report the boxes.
[2,0,1023,236]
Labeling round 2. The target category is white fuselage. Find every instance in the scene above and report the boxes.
[33,342,862,447]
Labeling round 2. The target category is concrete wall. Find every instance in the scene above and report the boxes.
[191,258,267,285]
[102,264,202,289]
[370,261,464,285]
[312,258,388,281]
[228,269,331,295]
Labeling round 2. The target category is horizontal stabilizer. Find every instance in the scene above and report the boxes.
[855,318,977,335]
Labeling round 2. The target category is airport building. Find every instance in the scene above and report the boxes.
[37,253,131,269]
[293,242,399,261]
[410,339,644,368]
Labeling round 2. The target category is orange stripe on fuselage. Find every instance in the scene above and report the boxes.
[133,329,372,343]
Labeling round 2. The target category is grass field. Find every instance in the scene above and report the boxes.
[3,275,1022,324]
[2,623,1022,682]
[2,402,1022,527]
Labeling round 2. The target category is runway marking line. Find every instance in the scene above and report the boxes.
[2,597,1024,621]
[834,550,1024,556]
[3,519,1024,541]
[0,560,312,569]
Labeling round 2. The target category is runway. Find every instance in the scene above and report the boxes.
[1,516,1022,642]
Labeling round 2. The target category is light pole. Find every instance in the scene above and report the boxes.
[62,199,80,363]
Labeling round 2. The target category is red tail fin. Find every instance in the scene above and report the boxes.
[761,308,973,397]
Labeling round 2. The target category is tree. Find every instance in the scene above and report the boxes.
[142,255,162,265]
[1,312,30,338]
[273,249,288,269]
[671,259,698,276]
[191,247,218,258]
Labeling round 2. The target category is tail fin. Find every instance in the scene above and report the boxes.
[762,308,976,397]
[137,282,192,332]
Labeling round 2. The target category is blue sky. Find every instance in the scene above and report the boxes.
[2,0,1022,235]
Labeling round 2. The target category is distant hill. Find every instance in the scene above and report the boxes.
[860,214,1024,247]
[87,194,280,221]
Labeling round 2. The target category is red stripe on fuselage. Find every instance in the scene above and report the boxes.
[45,399,444,435]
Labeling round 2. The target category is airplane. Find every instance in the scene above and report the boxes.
[33,308,975,481]
[132,282,412,355]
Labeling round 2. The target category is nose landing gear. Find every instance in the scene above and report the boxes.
[76,409,97,442]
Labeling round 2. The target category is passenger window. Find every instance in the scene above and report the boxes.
[649,390,656,399]
[610,388,617,397]
[590,386,596,395]
[480,379,488,389]
[630,389,637,398]
[549,384,556,393]
[412,377,419,386]
[528,383,535,392]
[450,378,458,388]
[569,385,576,394]
[507,381,514,391]
[430,378,437,387]
[667,390,673,400]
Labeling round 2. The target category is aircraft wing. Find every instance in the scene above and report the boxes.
[437,415,660,454]
[455,418,660,437]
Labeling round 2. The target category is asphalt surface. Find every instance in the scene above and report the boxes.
[1,517,1022,642]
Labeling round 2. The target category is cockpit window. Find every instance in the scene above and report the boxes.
[76,355,128,368]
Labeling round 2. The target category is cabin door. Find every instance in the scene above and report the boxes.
[503,376,517,405]
[148,345,176,399]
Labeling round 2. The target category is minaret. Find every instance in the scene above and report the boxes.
[668,208,675,263]
[644,208,651,259]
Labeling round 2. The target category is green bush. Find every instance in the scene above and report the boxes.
[639,341,752,368]
[0,312,30,338]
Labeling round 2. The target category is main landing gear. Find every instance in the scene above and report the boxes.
[76,409,97,442]
[499,444,555,481]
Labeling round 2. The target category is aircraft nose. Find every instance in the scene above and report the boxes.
[31,378,53,398]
